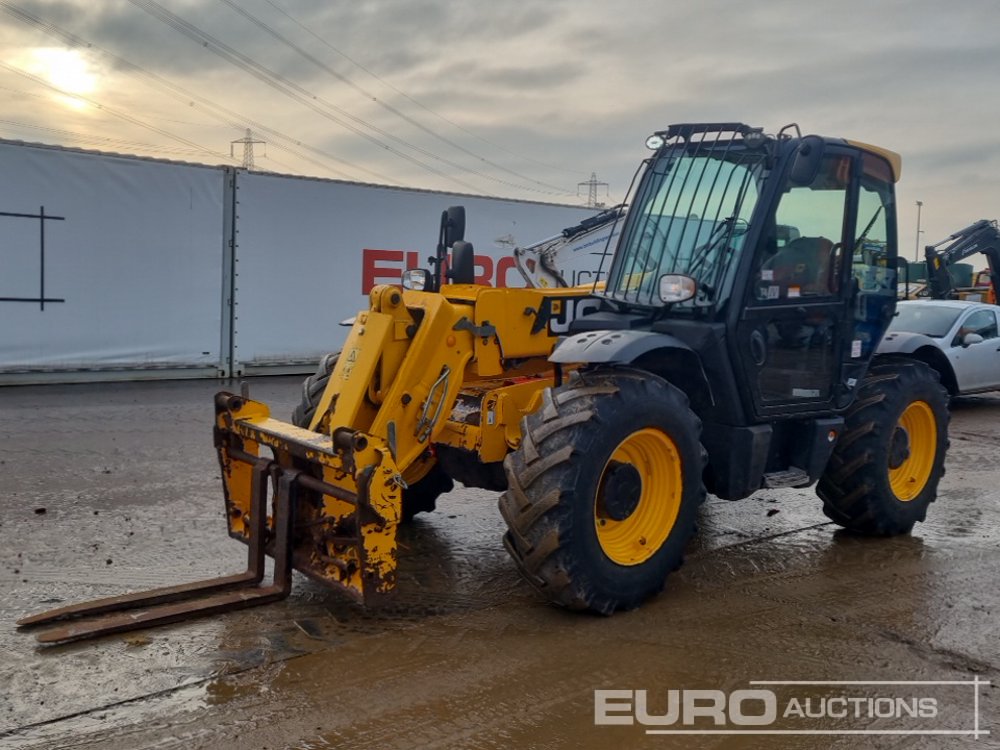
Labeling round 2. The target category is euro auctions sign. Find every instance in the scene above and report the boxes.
[361,248,524,292]
[596,688,782,726]
[595,679,990,738]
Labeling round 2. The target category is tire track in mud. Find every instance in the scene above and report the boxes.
[1,507,971,750]
[1,514,840,748]
[10,490,998,748]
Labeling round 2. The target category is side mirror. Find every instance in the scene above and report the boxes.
[446,240,476,285]
[962,332,984,347]
[444,206,465,248]
[788,136,825,187]
[658,274,696,304]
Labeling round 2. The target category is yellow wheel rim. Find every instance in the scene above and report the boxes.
[888,401,937,502]
[594,428,683,566]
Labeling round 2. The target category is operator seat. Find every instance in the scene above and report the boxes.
[761,236,834,297]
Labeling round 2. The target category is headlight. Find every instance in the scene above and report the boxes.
[401,269,432,291]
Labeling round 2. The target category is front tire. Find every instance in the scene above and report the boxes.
[499,370,706,614]
[817,360,949,535]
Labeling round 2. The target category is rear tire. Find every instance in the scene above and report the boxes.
[291,352,452,522]
[499,370,706,614]
[817,360,949,535]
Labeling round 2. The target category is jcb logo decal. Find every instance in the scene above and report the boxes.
[547,297,602,335]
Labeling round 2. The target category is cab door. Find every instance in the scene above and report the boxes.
[736,147,856,418]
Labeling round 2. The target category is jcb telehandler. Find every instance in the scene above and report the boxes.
[20,122,949,644]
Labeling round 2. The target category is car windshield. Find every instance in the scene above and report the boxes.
[604,144,763,307]
[889,304,962,338]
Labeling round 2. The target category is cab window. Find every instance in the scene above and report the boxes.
[755,155,850,301]
[852,154,896,297]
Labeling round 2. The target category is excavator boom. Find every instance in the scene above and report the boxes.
[925,218,1000,302]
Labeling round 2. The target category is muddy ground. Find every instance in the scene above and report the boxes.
[0,377,997,749]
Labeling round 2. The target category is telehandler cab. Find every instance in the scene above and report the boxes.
[19,122,949,643]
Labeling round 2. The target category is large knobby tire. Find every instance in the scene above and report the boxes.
[817,360,949,535]
[291,352,452,522]
[291,352,339,429]
[499,370,706,614]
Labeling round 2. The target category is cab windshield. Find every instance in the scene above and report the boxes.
[604,147,765,307]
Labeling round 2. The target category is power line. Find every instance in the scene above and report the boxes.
[0,113,228,156]
[219,0,573,195]
[0,2,399,184]
[262,0,586,179]
[127,0,495,196]
[0,0,585,197]
[0,113,304,172]
[0,59,232,160]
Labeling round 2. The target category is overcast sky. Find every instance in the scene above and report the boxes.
[1,0,998,256]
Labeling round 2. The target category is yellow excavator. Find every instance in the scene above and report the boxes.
[19,122,951,644]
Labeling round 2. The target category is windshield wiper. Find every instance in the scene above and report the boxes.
[688,217,733,275]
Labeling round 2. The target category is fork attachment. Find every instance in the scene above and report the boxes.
[17,459,296,645]
[18,391,403,645]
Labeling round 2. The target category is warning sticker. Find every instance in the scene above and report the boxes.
[792,388,821,398]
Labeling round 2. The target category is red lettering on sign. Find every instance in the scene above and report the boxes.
[362,249,404,293]
[362,247,527,292]
[473,255,494,286]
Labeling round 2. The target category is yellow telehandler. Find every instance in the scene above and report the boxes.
[20,122,950,643]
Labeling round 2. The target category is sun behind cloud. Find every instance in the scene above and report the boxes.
[27,47,97,109]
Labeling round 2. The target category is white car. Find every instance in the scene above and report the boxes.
[877,300,1000,395]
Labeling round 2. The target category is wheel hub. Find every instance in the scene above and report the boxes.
[601,461,642,521]
[888,425,911,469]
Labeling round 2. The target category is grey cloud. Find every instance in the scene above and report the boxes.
[428,59,582,92]
[3,0,1000,211]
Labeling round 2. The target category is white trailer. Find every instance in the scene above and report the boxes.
[0,141,227,382]
[0,140,597,383]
